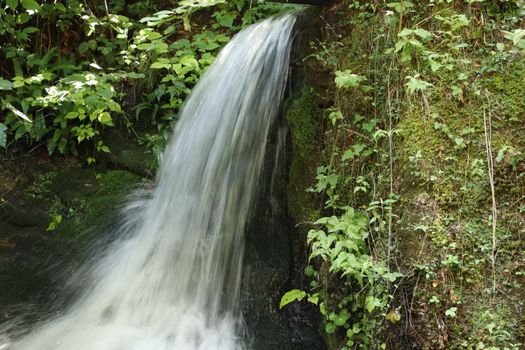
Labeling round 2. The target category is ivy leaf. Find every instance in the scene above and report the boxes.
[325,322,337,334]
[0,123,7,148]
[279,289,306,309]
[333,309,350,326]
[335,70,366,89]
[328,109,343,126]
[386,1,414,13]
[21,0,40,10]
[307,294,319,305]
[365,295,382,313]
[405,74,433,94]
[213,10,235,28]
[382,272,403,282]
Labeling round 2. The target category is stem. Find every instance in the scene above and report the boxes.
[398,0,404,33]
[482,93,497,297]
[104,0,114,39]
[386,58,396,294]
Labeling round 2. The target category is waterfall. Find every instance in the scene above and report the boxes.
[2,13,296,350]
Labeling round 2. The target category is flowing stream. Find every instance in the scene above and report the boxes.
[1,13,296,350]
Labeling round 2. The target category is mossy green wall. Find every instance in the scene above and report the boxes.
[285,86,323,223]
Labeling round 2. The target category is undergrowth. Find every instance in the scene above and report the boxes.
[282,1,525,349]
[0,0,296,161]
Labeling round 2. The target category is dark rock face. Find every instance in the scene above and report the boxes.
[0,148,148,325]
[242,116,325,350]
[241,10,327,350]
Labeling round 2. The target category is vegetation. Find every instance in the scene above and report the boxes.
[0,0,293,161]
[281,0,525,349]
[1,0,525,349]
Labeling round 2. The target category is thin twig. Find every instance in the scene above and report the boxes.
[104,0,114,39]
[386,58,396,285]
[482,92,497,298]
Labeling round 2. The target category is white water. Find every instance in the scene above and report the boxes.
[2,14,296,350]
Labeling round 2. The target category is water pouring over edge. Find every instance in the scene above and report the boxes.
[1,13,296,350]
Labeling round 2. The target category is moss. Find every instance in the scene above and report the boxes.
[285,86,323,222]
[485,60,525,124]
[50,169,141,237]
[97,169,142,193]
[394,58,525,348]
[0,155,145,308]
[102,129,156,176]
[295,2,525,348]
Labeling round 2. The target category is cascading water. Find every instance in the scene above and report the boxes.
[1,13,296,350]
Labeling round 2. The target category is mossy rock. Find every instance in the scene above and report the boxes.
[102,129,156,177]
[285,86,323,222]
[0,159,145,309]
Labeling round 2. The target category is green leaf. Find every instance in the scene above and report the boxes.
[382,272,402,282]
[47,214,62,231]
[78,42,89,54]
[365,296,382,313]
[325,322,337,334]
[17,12,30,24]
[21,0,40,10]
[413,28,433,40]
[214,11,235,28]
[146,31,162,40]
[335,70,366,89]
[307,294,319,305]
[328,110,343,126]
[150,61,171,69]
[503,29,525,44]
[65,112,79,119]
[405,75,433,94]
[397,28,413,37]
[164,25,175,35]
[23,27,38,34]
[6,0,18,8]
[304,265,316,277]
[333,309,350,326]
[445,307,457,318]
[386,1,413,13]
[180,55,199,68]
[98,112,113,126]
[279,289,306,309]
[0,78,13,90]
[0,123,7,148]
